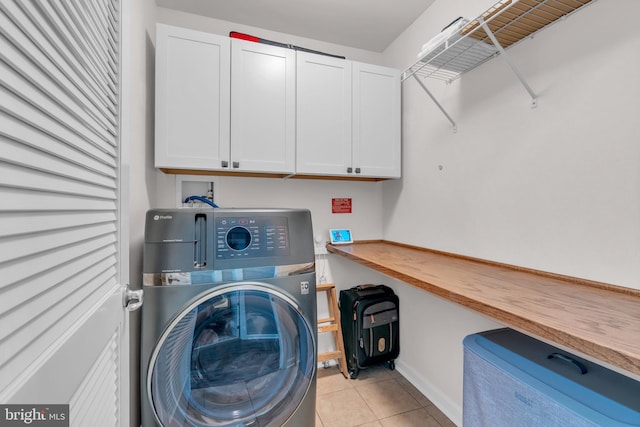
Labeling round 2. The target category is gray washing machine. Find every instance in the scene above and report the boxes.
[141,208,317,427]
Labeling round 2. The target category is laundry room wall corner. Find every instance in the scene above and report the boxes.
[128,0,158,425]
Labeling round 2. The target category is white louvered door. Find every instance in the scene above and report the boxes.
[0,1,130,426]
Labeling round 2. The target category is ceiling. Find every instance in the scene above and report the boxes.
[155,0,436,52]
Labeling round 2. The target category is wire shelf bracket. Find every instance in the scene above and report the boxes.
[478,17,538,108]
[411,74,457,133]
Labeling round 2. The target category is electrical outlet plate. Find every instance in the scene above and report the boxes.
[314,233,328,255]
[175,175,220,208]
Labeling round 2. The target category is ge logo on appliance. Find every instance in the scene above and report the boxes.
[300,281,309,295]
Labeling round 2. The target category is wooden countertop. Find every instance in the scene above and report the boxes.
[327,240,640,377]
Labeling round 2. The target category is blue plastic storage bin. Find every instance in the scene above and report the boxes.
[463,328,640,427]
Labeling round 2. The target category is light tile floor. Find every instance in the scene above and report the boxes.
[316,364,457,427]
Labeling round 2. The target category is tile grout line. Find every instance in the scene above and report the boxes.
[316,366,456,427]
[353,377,423,424]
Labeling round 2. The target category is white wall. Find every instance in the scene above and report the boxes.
[128,1,157,290]
[156,7,384,65]
[156,175,384,242]
[127,0,157,426]
[377,0,640,424]
[385,0,640,288]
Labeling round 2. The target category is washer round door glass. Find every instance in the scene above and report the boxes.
[148,284,316,427]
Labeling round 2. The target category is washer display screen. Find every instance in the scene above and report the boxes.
[216,216,289,259]
[226,226,251,250]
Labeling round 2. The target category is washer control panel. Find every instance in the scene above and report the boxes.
[215,216,290,259]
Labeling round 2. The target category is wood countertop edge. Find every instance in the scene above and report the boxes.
[326,240,640,377]
[338,240,640,297]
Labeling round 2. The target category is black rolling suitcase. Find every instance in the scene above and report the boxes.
[339,284,399,379]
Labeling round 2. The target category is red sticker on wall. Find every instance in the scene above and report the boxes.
[332,198,352,214]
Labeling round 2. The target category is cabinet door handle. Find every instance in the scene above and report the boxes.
[347,167,353,173]
[221,160,228,168]
[355,168,361,174]
[232,161,240,169]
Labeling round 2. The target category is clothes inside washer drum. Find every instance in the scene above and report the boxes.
[150,289,315,427]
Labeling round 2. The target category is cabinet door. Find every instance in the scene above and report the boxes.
[155,24,230,170]
[231,39,295,173]
[296,52,352,176]
[352,62,401,178]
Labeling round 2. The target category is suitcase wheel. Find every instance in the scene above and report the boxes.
[387,360,395,371]
[349,369,358,379]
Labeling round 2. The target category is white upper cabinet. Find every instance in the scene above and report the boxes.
[352,62,401,179]
[296,54,401,178]
[155,24,230,170]
[155,25,401,179]
[296,52,352,175]
[230,39,296,174]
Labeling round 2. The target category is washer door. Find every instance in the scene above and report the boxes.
[148,283,316,427]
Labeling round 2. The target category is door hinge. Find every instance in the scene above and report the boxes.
[123,284,143,312]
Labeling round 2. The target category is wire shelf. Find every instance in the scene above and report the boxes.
[403,0,594,82]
